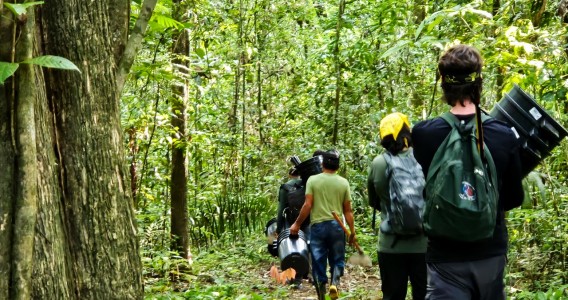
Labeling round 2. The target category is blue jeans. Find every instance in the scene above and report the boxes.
[309,220,346,284]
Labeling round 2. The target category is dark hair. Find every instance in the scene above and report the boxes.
[438,45,483,107]
[380,124,412,155]
[312,149,325,157]
[322,149,340,171]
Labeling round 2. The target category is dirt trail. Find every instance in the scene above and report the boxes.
[271,264,382,299]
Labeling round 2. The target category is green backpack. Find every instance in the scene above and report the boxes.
[423,112,499,242]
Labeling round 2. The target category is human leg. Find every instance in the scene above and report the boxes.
[309,223,329,300]
[408,253,427,300]
[425,262,472,300]
[472,255,506,300]
[327,220,346,299]
[378,252,410,300]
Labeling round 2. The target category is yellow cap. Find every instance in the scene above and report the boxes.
[379,112,411,140]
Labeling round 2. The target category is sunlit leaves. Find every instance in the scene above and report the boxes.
[149,14,185,30]
[1,56,80,85]
[21,55,81,73]
[3,1,43,17]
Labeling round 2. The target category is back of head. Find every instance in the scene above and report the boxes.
[322,149,340,171]
[312,149,325,157]
[379,112,412,155]
[438,44,483,107]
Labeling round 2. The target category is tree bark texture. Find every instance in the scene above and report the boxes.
[12,9,39,299]
[531,0,547,27]
[0,7,15,299]
[170,26,190,260]
[0,0,144,298]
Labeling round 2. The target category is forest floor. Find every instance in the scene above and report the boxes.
[144,232,387,299]
[269,262,382,300]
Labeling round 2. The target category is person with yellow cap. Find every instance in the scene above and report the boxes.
[368,112,427,300]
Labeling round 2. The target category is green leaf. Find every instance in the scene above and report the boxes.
[195,48,206,58]
[415,10,445,40]
[0,62,19,85]
[467,8,493,19]
[149,14,185,30]
[380,40,411,59]
[21,55,81,73]
[3,2,44,17]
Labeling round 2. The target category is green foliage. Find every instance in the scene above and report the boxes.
[125,0,568,296]
[510,285,568,300]
[21,56,81,73]
[3,2,43,17]
[0,62,18,85]
[0,56,81,84]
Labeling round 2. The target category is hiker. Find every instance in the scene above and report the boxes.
[290,149,355,300]
[276,150,325,237]
[276,166,306,236]
[412,44,524,299]
[275,151,324,287]
[368,112,427,300]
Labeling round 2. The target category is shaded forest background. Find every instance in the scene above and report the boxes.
[122,0,568,298]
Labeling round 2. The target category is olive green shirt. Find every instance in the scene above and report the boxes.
[306,172,351,224]
[368,150,427,253]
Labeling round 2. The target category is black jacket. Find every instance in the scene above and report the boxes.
[412,113,524,262]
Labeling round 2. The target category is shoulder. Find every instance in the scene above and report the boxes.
[413,117,447,132]
[412,118,450,143]
[484,118,520,145]
[371,154,387,167]
[331,173,349,184]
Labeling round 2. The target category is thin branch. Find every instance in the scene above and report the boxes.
[116,0,158,93]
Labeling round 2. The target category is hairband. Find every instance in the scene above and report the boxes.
[443,72,482,85]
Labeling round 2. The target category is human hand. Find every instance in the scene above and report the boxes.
[348,233,357,246]
[289,223,299,236]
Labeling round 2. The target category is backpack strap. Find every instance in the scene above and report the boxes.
[440,111,492,162]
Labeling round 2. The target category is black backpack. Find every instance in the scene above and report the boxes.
[282,181,306,225]
[380,150,425,236]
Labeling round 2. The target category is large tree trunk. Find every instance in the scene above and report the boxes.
[1,0,154,297]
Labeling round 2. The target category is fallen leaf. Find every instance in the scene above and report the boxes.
[280,268,296,284]
[269,265,279,283]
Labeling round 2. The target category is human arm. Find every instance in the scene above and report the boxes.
[343,199,356,245]
[502,133,524,211]
[289,194,313,236]
[367,163,380,211]
[368,155,389,211]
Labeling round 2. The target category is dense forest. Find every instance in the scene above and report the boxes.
[1,0,567,299]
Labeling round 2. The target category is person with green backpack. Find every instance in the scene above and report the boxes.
[412,44,524,299]
[368,112,427,300]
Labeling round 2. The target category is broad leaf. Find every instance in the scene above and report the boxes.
[0,62,19,85]
[21,55,81,73]
[149,14,185,30]
[195,48,206,58]
[3,2,44,17]
[380,40,411,59]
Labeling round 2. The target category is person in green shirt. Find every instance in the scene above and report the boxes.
[368,112,427,300]
[290,150,355,300]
